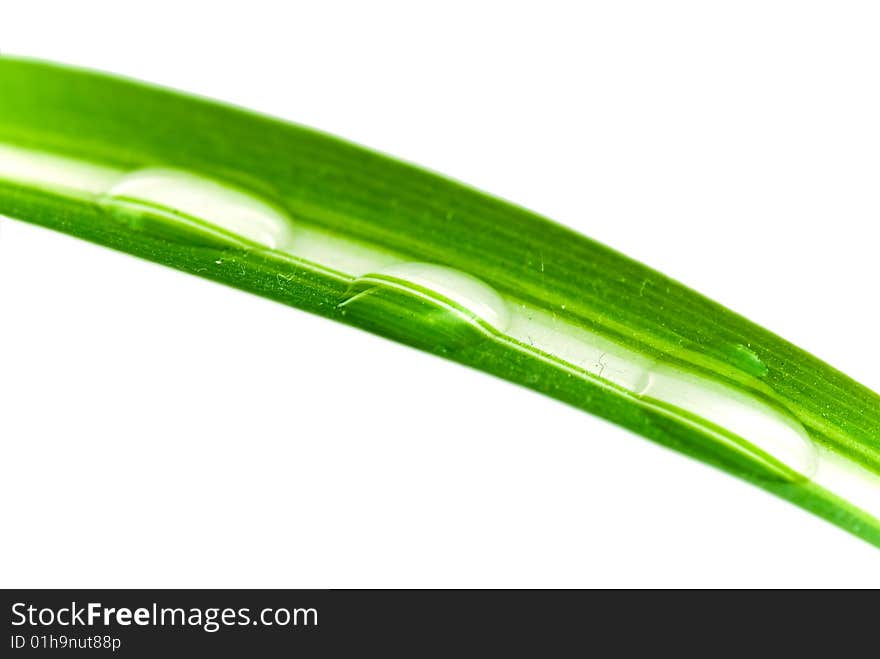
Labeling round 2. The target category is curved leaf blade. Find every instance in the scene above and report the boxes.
[1,57,878,547]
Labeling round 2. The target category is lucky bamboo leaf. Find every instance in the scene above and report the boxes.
[1,57,878,547]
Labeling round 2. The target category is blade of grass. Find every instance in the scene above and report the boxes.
[1,56,878,547]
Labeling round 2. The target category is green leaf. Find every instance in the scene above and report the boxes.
[1,57,878,547]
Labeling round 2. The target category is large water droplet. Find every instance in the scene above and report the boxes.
[99,168,296,251]
[0,143,119,196]
[636,364,817,480]
[336,262,510,353]
[347,262,511,333]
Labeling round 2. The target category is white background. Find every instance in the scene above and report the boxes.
[1,1,878,587]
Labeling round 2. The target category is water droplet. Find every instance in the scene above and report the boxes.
[0,143,119,196]
[347,262,510,333]
[336,263,509,353]
[637,363,816,480]
[727,343,769,378]
[99,168,296,251]
[501,303,811,481]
